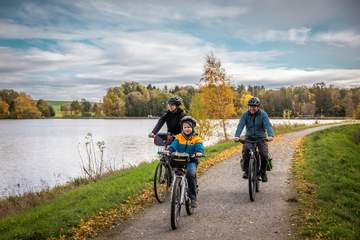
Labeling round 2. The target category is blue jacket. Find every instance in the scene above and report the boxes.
[235,109,274,139]
[168,133,205,163]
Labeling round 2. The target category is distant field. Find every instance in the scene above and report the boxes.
[47,100,71,117]
[47,100,98,117]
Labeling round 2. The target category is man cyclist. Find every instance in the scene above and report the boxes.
[149,96,186,138]
[234,97,274,182]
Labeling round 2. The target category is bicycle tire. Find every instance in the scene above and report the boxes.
[248,156,256,201]
[154,162,171,203]
[171,177,182,229]
[255,155,260,193]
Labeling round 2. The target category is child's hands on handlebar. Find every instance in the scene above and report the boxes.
[195,152,203,157]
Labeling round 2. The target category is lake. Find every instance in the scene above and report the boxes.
[0,118,343,198]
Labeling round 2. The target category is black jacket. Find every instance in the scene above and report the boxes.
[152,109,186,135]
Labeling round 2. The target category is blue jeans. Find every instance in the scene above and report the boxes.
[186,162,197,200]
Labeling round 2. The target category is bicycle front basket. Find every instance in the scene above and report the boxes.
[171,158,188,169]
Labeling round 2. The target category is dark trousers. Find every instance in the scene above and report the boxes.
[242,140,269,174]
[186,162,197,200]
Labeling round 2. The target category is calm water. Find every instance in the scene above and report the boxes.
[0,118,343,198]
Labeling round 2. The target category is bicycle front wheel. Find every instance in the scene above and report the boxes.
[154,162,171,203]
[248,156,256,201]
[255,155,260,193]
[171,177,182,230]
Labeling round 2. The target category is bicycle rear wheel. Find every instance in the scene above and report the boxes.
[171,177,182,229]
[248,156,256,201]
[154,162,171,203]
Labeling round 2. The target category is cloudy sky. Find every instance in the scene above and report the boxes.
[0,0,359,101]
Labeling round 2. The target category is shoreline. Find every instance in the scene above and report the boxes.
[0,116,351,120]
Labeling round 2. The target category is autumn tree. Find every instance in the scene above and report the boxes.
[125,91,148,116]
[189,92,212,140]
[102,87,126,116]
[0,100,9,118]
[14,92,41,119]
[236,91,252,115]
[355,104,360,119]
[92,103,102,117]
[147,91,170,116]
[0,89,19,116]
[60,103,71,117]
[200,53,235,140]
[80,98,92,117]
[70,100,81,116]
[36,99,55,117]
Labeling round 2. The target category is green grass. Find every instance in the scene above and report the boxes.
[205,140,237,157]
[0,162,158,240]
[273,123,320,135]
[294,124,360,239]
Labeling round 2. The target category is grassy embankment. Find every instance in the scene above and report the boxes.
[292,124,360,239]
[0,123,332,239]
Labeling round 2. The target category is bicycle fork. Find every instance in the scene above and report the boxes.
[170,175,187,205]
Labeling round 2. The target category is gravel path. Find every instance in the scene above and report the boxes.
[97,124,341,240]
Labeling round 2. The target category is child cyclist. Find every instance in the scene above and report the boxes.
[168,116,204,208]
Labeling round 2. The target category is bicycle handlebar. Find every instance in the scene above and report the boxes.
[234,138,271,144]
[161,151,204,158]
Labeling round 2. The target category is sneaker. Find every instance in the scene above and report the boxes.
[261,172,268,182]
[242,172,248,179]
[191,199,198,208]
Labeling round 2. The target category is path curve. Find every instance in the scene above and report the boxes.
[97,124,341,240]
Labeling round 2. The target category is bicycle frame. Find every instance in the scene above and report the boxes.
[170,172,187,205]
[236,138,269,201]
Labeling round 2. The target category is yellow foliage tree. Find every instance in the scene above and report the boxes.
[237,92,253,114]
[189,92,212,140]
[355,104,360,119]
[200,53,235,140]
[102,87,126,116]
[0,100,9,118]
[14,92,41,119]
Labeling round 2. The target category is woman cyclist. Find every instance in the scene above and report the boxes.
[149,96,186,137]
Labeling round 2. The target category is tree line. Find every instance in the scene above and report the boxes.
[1,57,359,120]
[0,90,55,119]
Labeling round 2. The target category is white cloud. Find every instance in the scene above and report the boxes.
[313,31,360,47]
[0,28,291,100]
[227,64,360,88]
[251,27,311,44]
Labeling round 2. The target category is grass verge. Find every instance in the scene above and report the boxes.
[291,124,360,239]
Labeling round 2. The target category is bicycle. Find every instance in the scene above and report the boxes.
[168,152,200,230]
[152,133,174,203]
[236,138,270,202]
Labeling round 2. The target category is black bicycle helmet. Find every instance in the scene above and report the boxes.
[167,96,182,106]
[248,97,261,106]
[180,116,197,128]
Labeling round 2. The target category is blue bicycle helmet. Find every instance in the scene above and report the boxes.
[248,97,261,106]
